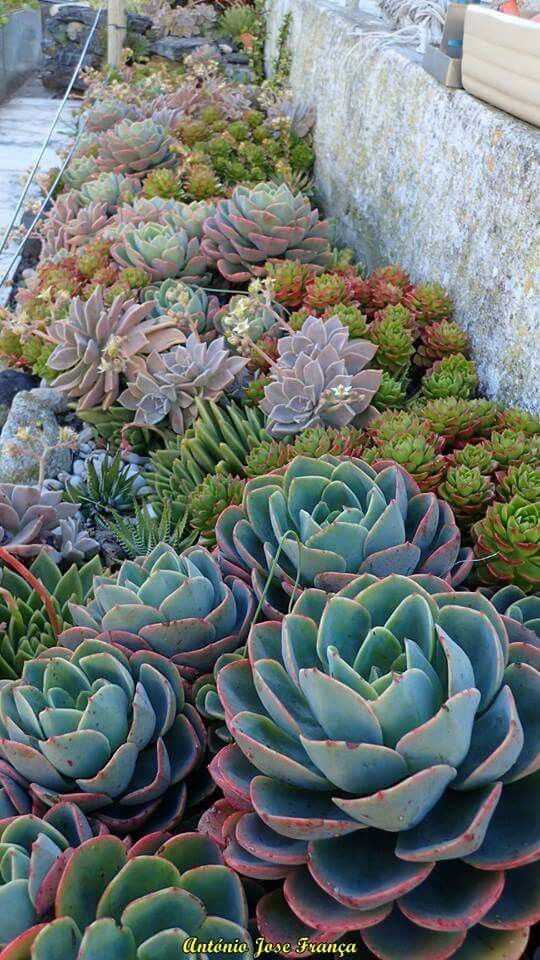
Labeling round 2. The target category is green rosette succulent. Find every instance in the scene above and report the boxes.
[497,407,540,437]
[0,552,102,681]
[96,118,174,175]
[211,574,539,960]
[421,353,478,401]
[496,462,540,504]
[367,314,414,379]
[189,475,245,549]
[489,430,540,470]
[438,466,495,535]
[61,543,255,679]
[419,398,499,446]
[0,830,252,958]
[244,440,294,478]
[216,455,473,618]
[451,442,496,475]
[372,372,408,411]
[0,635,206,834]
[473,495,540,594]
[366,435,446,493]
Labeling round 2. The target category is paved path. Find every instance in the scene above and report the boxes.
[0,77,76,303]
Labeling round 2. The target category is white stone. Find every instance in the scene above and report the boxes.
[265,0,540,412]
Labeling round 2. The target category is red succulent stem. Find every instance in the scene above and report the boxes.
[0,547,61,639]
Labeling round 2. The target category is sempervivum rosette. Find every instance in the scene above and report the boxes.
[0,802,107,946]
[0,831,252,958]
[0,638,206,835]
[61,543,255,682]
[216,455,473,618]
[208,575,540,960]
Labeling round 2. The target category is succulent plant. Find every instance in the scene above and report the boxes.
[142,166,183,200]
[261,315,382,438]
[372,371,408,410]
[473,495,540,593]
[366,434,446,493]
[357,267,412,318]
[143,279,219,339]
[211,575,539,958]
[496,462,540,504]
[438,465,495,534]
[77,172,141,210]
[486,584,540,644]
[419,398,499,446]
[325,303,369,338]
[489,429,540,470]
[302,272,356,314]
[450,442,496,475]
[0,829,251,957]
[216,294,280,353]
[265,259,314,309]
[0,486,80,558]
[244,439,293,478]
[105,501,194,560]
[184,163,221,201]
[85,99,135,133]
[119,335,247,436]
[201,182,332,282]
[217,455,473,617]
[63,156,99,191]
[404,281,453,325]
[291,425,366,459]
[497,406,540,437]
[63,450,150,518]
[422,353,478,401]
[367,313,414,379]
[62,542,254,679]
[111,221,210,283]
[0,635,205,833]
[49,515,100,566]
[193,651,243,753]
[96,118,174,174]
[369,409,435,447]
[189,474,245,548]
[0,802,107,945]
[0,551,102,680]
[77,405,175,459]
[48,286,184,412]
[415,319,470,367]
[146,398,268,520]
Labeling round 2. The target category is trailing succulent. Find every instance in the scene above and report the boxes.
[209,574,539,960]
[0,632,206,834]
[61,542,254,680]
[0,829,252,958]
[216,455,473,618]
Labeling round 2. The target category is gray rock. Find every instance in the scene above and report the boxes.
[28,387,69,414]
[0,370,39,429]
[0,391,72,484]
[149,36,218,61]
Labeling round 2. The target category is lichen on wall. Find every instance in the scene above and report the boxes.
[265,0,540,412]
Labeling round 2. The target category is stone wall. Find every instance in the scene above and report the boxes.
[0,8,42,101]
[265,0,540,412]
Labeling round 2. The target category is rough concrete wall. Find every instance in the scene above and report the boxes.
[266,0,540,412]
[0,9,42,102]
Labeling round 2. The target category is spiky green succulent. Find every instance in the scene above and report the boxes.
[244,439,293,478]
[63,451,149,519]
[473,495,540,593]
[366,434,446,493]
[0,551,102,680]
[438,466,495,534]
[211,574,539,959]
[0,830,252,957]
[146,399,270,520]
[62,542,254,680]
[496,462,540,504]
[217,455,473,618]
[404,281,453,325]
[373,371,408,410]
[421,353,478,401]
[451,442,496,474]
[0,632,206,833]
[104,501,194,560]
[201,181,332,282]
[189,475,245,548]
[368,314,414,379]
[489,429,540,470]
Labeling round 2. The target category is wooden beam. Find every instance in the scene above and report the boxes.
[107,0,127,68]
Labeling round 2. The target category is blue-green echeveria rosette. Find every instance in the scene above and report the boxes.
[216,455,473,619]
[0,829,253,959]
[60,544,255,683]
[207,574,540,960]
[0,636,206,836]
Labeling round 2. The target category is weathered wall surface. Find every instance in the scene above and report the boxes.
[266,0,540,412]
[0,9,42,102]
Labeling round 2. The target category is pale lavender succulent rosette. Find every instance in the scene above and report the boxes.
[208,574,540,960]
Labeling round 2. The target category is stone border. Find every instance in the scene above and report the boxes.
[0,7,42,102]
[265,0,540,411]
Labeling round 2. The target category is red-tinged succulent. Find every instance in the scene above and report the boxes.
[496,462,540,504]
[488,429,540,470]
[217,455,473,618]
[473,495,540,594]
[419,398,497,447]
[367,313,414,379]
[415,320,470,368]
[368,409,439,448]
[96,118,174,175]
[367,434,447,493]
[201,182,332,282]
[404,281,453,326]
[448,442,497,475]
[302,272,357,314]
[0,831,251,958]
[438,465,495,534]
[209,574,539,960]
[421,353,478,402]
[0,637,206,835]
[496,407,540,437]
[265,260,315,309]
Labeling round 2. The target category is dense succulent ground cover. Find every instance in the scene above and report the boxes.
[0,5,537,958]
